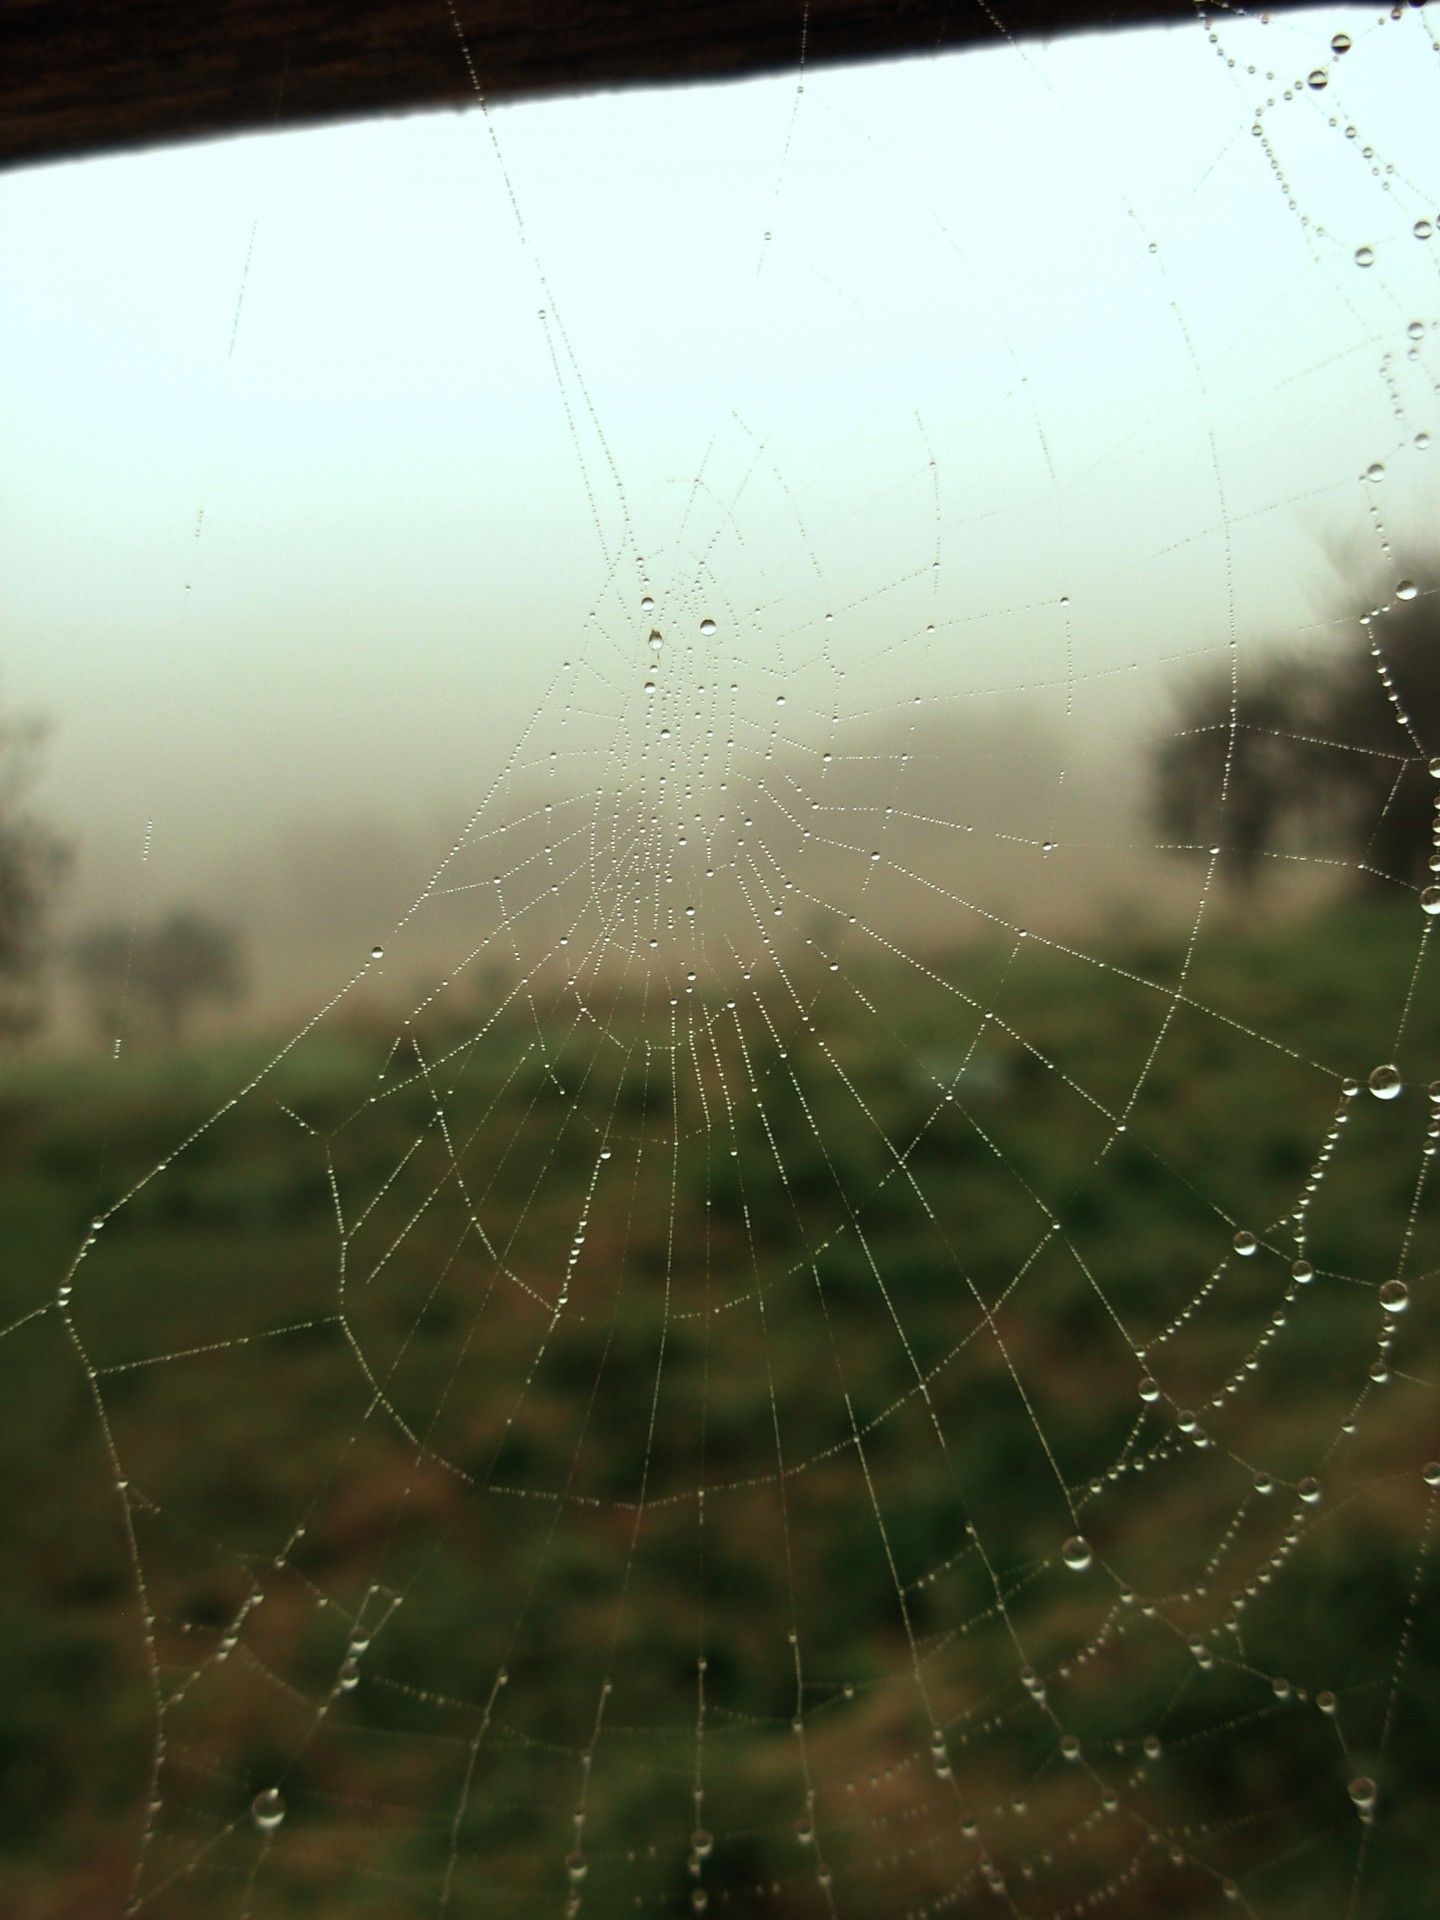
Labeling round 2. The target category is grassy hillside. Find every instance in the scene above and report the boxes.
[1,901,1436,1919]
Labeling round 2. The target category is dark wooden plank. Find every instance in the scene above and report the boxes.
[0,0,1353,173]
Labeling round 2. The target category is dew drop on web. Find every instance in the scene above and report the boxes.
[251,1788,286,1832]
[1368,1064,1403,1100]
[1061,1535,1093,1572]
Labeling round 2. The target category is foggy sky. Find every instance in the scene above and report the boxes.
[1,5,1436,1026]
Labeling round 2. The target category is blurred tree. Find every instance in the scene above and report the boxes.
[0,715,69,1040]
[1152,563,1439,891]
[72,911,247,1044]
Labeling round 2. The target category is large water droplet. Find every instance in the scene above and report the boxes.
[1423,1462,1440,1487]
[1143,1734,1162,1760]
[1348,1776,1377,1812]
[1365,462,1386,482]
[691,1828,714,1859]
[1368,1064,1403,1100]
[1396,580,1418,600]
[1414,218,1435,241]
[1297,1476,1323,1505]
[1378,1279,1409,1314]
[1331,30,1351,53]
[1138,1376,1160,1403]
[1354,245,1375,268]
[1307,68,1327,89]
[649,631,664,652]
[1061,1535,1093,1572]
[1421,887,1440,916]
[1233,1229,1257,1256]
[251,1788,286,1832]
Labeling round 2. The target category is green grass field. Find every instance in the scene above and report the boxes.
[1,901,1437,1919]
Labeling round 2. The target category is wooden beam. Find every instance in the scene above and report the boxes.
[1,0,1353,173]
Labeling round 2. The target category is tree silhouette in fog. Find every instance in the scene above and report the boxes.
[0,714,69,1039]
[1152,563,1439,891]
[72,910,247,1044]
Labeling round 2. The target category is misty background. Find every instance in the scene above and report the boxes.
[1,4,1436,1035]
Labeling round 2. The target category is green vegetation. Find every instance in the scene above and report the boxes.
[0,902,1436,1919]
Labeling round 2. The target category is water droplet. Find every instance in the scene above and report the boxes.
[1331,29,1351,52]
[1355,245,1375,268]
[649,631,664,652]
[699,618,716,636]
[691,1829,714,1859]
[1233,1229,1258,1256]
[566,1850,588,1881]
[1369,1064,1403,1100]
[1397,580,1418,600]
[1348,1776,1377,1812]
[1143,1734,1162,1760]
[1138,1376,1160,1403]
[1061,1535,1093,1572]
[1297,1476,1323,1505]
[370,946,383,960]
[1292,1257,1314,1282]
[1317,1689,1338,1713]
[1254,1473,1274,1495]
[640,596,654,613]
[1421,887,1440,915]
[1378,1279,1409,1314]
[251,1788,286,1832]
[1060,1734,1082,1761]
[1423,1462,1440,1487]
[1415,218,1435,241]
[794,1818,814,1845]
[692,1893,709,1914]
[1366,462,1386,482]
[1307,67,1328,88]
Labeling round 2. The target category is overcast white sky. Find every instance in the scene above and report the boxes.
[0,4,1436,1006]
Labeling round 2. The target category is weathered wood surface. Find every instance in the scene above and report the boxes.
[1,0,1353,172]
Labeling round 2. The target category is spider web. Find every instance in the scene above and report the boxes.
[4,5,1440,1919]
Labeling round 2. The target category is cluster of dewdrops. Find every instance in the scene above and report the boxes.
[1048,1064,1438,1735]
